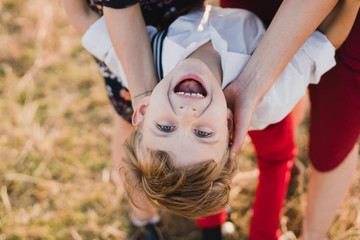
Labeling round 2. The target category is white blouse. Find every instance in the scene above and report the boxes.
[82,5,336,130]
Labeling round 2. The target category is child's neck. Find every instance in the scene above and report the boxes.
[188,41,222,86]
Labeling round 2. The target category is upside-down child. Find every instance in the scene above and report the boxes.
[65,0,359,239]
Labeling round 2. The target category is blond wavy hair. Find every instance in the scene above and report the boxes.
[121,125,236,219]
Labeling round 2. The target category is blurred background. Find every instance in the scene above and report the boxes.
[0,0,359,239]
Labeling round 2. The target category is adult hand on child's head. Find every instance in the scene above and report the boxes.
[223,78,260,158]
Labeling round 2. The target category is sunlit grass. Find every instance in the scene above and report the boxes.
[0,0,359,239]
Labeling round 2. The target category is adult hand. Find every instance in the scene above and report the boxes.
[223,78,259,157]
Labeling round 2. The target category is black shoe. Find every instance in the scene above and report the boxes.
[201,207,237,240]
[202,226,222,240]
[127,221,170,240]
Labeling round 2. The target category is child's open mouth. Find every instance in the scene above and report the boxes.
[174,78,207,98]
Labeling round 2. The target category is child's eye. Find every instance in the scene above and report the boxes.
[194,129,211,138]
[157,124,176,132]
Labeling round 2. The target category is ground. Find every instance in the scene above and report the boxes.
[0,0,359,239]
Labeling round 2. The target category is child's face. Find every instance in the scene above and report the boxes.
[133,58,232,167]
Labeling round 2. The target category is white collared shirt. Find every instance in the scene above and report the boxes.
[82,5,336,130]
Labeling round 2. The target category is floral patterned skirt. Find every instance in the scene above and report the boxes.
[96,59,133,123]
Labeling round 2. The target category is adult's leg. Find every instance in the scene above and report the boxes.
[113,115,168,240]
[302,144,358,240]
[112,114,158,220]
[303,11,360,239]
[97,60,159,221]
[248,114,297,240]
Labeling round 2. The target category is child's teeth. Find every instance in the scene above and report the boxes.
[176,91,204,98]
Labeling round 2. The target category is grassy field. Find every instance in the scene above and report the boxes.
[0,0,359,239]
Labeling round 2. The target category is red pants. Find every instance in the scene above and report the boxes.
[195,1,297,239]
[196,114,296,240]
[309,11,360,171]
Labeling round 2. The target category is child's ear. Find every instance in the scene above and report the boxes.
[226,108,234,134]
[132,96,151,126]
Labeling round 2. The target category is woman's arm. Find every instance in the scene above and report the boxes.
[103,4,158,110]
[224,0,339,156]
[62,0,100,34]
[318,0,360,49]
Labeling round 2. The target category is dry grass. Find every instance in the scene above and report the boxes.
[0,0,359,239]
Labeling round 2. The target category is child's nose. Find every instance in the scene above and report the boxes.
[176,106,199,119]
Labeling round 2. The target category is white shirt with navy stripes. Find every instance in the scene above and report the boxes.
[82,5,336,130]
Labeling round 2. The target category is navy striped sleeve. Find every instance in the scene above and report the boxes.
[102,0,139,9]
